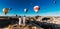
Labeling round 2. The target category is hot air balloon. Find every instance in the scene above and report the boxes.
[33,6,40,13]
[24,8,28,13]
[3,8,9,15]
[53,0,56,4]
[9,8,12,10]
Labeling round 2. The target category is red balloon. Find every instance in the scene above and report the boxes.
[33,6,40,13]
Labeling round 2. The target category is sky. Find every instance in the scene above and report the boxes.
[0,0,60,16]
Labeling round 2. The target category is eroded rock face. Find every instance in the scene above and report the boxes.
[42,17,50,21]
[41,17,60,24]
[0,16,60,29]
[31,16,60,24]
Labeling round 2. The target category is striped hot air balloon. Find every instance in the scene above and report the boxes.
[3,8,12,15]
[3,8,9,15]
[33,6,40,13]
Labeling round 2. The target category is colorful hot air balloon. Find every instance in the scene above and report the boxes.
[3,8,9,15]
[33,6,40,13]
[24,8,28,13]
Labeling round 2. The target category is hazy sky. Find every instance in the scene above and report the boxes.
[0,0,60,16]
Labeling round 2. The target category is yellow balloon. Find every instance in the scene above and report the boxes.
[3,8,9,15]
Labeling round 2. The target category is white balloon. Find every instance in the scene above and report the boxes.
[9,8,12,10]
[24,8,27,13]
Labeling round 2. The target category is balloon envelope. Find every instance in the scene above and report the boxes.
[9,8,12,10]
[53,0,56,4]
[33,6,40,13]
[24,8,28,13]
[3,8,9,15]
